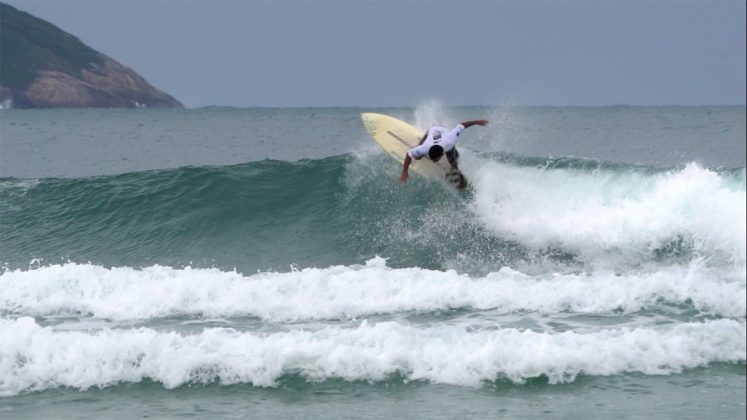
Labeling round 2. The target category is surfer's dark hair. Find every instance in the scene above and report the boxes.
[428,145,444,161]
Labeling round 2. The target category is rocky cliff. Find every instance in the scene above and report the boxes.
[0,2,182,108]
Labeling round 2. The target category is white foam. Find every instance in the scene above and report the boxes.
[1,258,743,321]
[470,161,746,267]
[0,317,743,395]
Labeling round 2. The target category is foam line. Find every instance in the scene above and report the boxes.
[1,258,744,321]
[0,317,743,396]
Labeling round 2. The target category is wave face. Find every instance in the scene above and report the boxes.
[1,158,355,272]
[0,107,745,399]
[1,155,744,274]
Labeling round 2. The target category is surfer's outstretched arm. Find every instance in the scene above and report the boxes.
[400,153,412,183]
[460,119,489,129]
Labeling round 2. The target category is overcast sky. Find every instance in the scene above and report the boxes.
[5,0,746,108]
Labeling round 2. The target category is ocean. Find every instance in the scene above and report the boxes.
[0,105,745,419]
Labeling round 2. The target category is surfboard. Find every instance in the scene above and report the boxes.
[360,112,466,188]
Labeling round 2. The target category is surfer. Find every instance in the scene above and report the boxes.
[399,119,489,188]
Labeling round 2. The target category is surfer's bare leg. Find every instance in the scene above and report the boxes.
[445,148,460,169]
[445,148,468,189]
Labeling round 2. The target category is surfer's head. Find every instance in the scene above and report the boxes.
[428,145,444,162]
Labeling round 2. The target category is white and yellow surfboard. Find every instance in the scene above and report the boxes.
[360,112,465,188]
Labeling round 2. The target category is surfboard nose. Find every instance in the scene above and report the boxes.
[361,113,378,136]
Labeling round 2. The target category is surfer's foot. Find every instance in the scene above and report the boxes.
[457,175,468,189]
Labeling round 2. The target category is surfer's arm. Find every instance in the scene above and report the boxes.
[400,154,412,183]
[402,144,429,183]
[442,121,487,144]
[460,119,489,129]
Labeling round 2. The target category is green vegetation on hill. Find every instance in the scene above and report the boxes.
[0,2,104,90]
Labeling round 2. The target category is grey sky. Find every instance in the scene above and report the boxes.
[4,0,746,108]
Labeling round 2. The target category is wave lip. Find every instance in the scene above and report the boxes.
[0,317,743,396]
[1,258,744,322]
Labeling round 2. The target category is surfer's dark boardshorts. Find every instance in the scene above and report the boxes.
[445,148,460,169]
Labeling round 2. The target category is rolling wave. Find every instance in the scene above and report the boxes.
[1,154,744,274]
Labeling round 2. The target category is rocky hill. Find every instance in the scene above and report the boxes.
[0,2,182,108]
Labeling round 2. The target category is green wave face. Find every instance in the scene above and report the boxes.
[1,154,744,275]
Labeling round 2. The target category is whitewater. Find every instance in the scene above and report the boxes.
[0,105,745,418]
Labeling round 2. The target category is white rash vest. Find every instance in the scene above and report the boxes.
[407,124,465,160]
